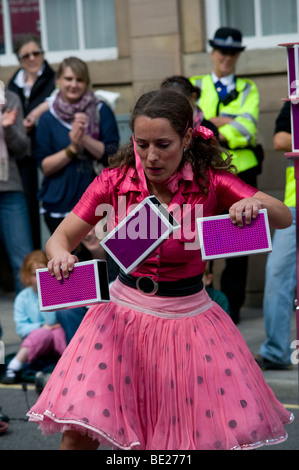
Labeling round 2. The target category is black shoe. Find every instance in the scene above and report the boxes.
[0,409,9,423]
[255,355,293,371]
[0,370,20,384]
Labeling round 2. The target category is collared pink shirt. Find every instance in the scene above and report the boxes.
[73,165,257,282]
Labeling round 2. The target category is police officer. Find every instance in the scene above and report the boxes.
[190,27,261,324]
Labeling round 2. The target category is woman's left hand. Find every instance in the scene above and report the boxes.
[229,197,263,227]
[47,252,79,280]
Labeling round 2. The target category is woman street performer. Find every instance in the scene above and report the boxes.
[28,89,293,450]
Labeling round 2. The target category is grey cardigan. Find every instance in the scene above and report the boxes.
[0,89,30,192]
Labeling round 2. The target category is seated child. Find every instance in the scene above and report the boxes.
[203,263,231,315]
[1,250,66,384]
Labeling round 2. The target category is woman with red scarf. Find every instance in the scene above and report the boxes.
[35,57,119,234]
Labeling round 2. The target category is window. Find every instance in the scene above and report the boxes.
[0,0,41,60]
[205,0,299,50]
[0,0,117,66]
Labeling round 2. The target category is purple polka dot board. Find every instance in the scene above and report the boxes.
[36,260,110,311]
[197,209,272,261]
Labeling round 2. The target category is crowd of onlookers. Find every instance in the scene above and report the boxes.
[0,27,296,394]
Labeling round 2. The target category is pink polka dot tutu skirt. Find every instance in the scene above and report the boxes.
[27,279,294,450]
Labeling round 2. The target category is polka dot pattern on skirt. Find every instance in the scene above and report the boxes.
[27,286,293,450]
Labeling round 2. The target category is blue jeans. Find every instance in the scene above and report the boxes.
[0,192,33,293]
[259,207,296,365]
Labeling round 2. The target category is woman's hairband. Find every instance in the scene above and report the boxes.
[192,126,215,140]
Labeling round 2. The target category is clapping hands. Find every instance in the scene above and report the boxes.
[69,112,88,153]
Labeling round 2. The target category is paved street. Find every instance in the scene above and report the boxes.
[0,291,298,451]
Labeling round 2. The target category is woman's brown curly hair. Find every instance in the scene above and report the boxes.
[109,89,235,193]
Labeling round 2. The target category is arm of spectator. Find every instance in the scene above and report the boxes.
[273,131,292,152]
[3,99,30,157]
[24,101,50,133]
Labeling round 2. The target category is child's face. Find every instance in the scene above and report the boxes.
[30,263,47,292]
[82,227,99,251]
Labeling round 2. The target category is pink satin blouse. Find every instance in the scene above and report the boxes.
[73,165,257,281]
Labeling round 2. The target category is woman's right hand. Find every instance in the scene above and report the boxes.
[47,253,79,280]
[69,113,87,152]
[2,107,18,128]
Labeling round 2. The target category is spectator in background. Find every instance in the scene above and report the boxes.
[190,28,261,324]
[256,101,295,370]
[8,34,56,249]
[1,250,66,385]
[203,262,230,315]
[0,87,32,294]
[160,75,218,136]
[35,56,119,234]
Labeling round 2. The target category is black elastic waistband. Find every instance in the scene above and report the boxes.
[118,270,204,297]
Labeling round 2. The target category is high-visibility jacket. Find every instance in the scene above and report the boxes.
[284,165,296,207]
[190,74,260,173]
